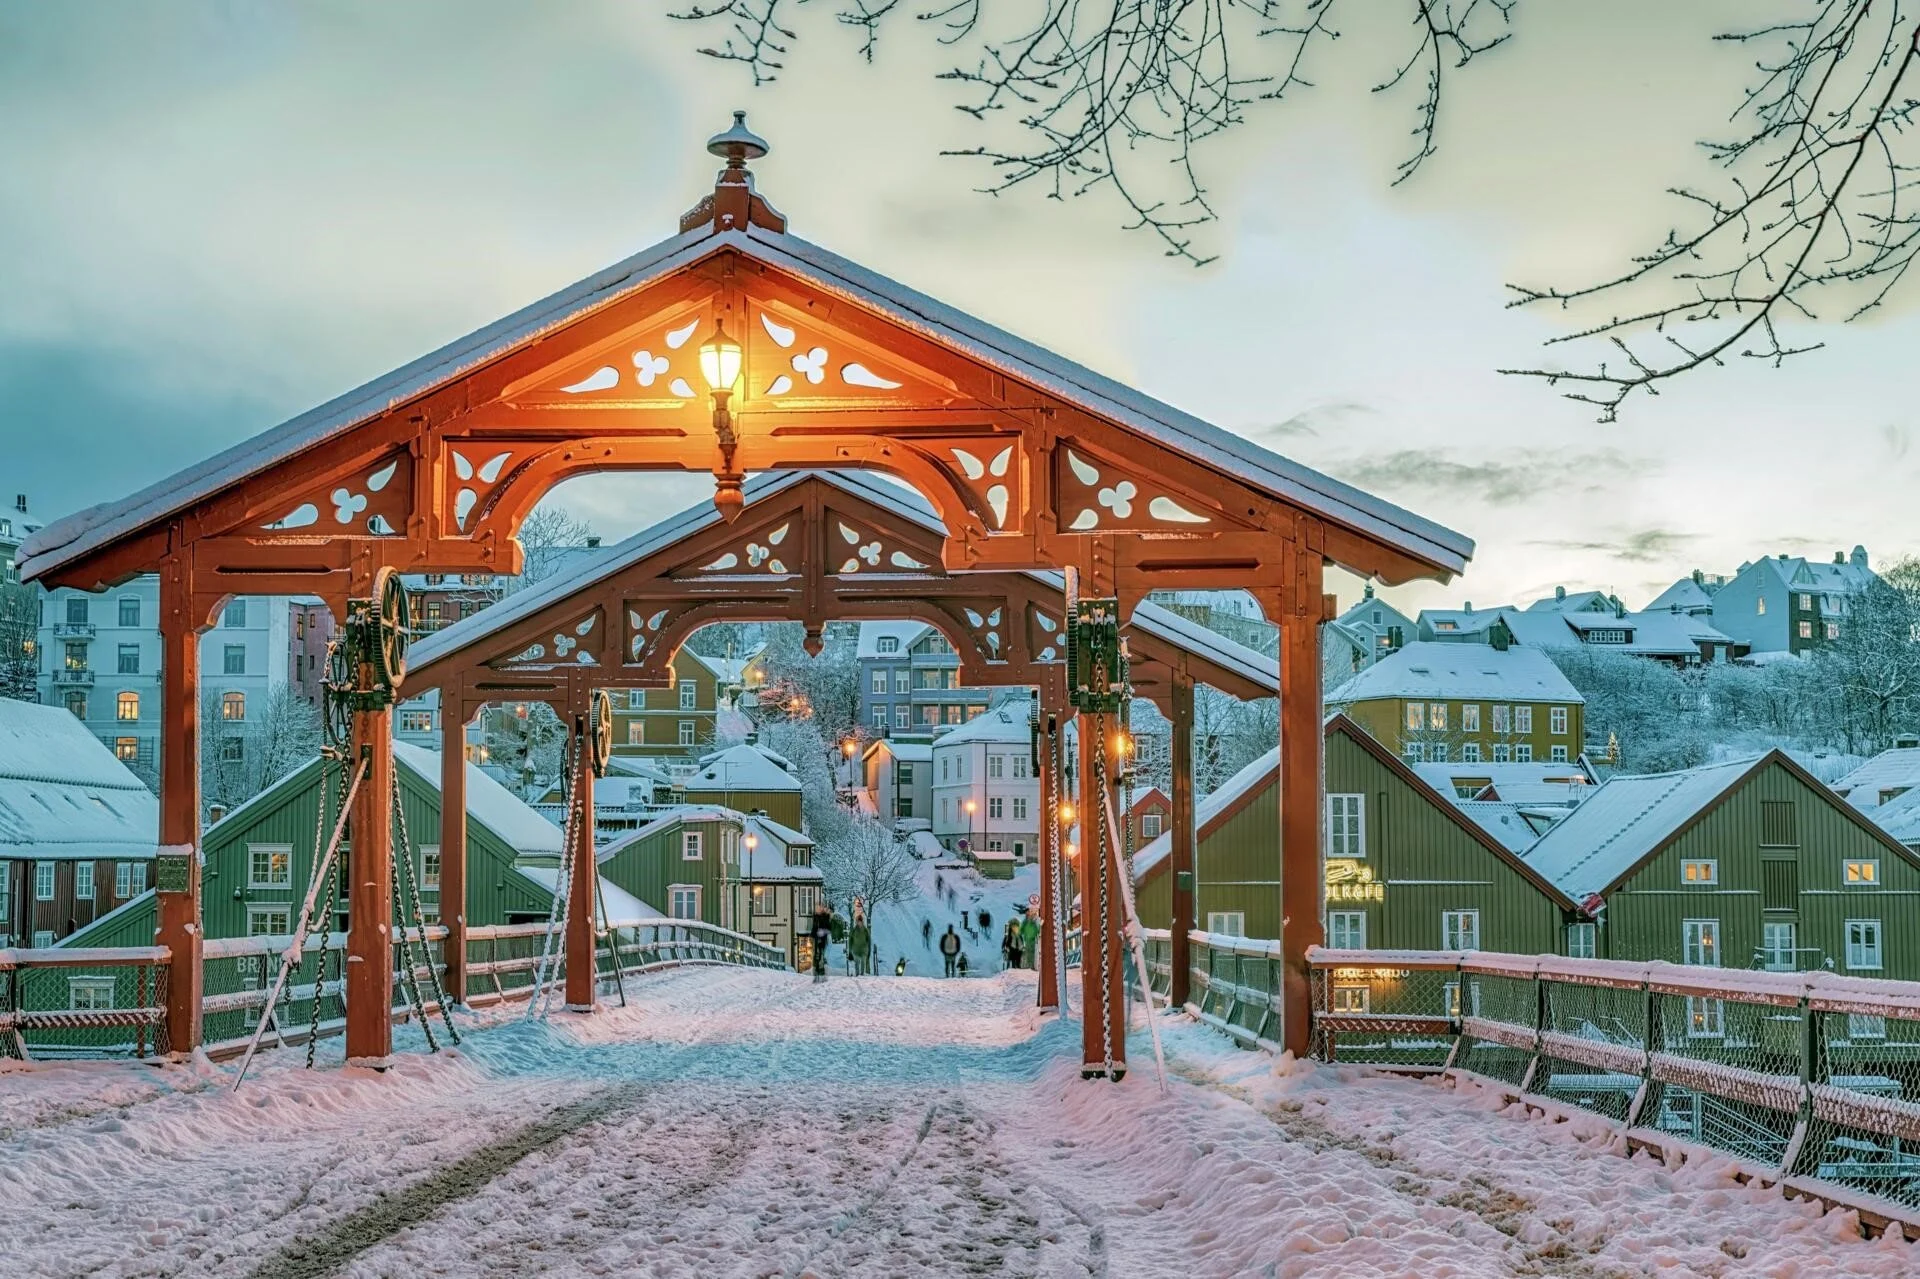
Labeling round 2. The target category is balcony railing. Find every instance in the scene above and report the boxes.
[51,621,95,638]
[51,667,95,687]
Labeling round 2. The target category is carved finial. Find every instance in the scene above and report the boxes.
[682,111,787,236]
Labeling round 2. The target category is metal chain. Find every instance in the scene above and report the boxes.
[387,768,438,1052]
[392,768,460,1044]
[1094,711,1116,1074]
[305,760,335,1070]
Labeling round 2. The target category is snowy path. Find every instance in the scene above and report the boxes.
[2,970,1915,1278]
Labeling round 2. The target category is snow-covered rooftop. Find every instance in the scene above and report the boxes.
[1412,760,1596,799]
[742,813,824,883]
[1519,757,1764,900]
[866,738,932,763]
[856,620,932,660]
[391,742,565,855]
[1328,640,1583,706]
[1832,748,1920,810]
[0,699,157,859]
[514,865,663,924]
[931,697,1036,748]
[683,745,801,794]
[22,217,1468,588]
[1453,801,1559,854]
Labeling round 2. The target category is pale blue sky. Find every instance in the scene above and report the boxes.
[3,1,1913,614]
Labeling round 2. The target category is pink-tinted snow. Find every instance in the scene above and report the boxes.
[0,969,1912,1277]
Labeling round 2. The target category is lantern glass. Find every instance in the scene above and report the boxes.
[699,321,742,390]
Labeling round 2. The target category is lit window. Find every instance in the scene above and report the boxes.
[1330,985,1370,1013]
[1687,997,1725,1038]
[1461,704,1480,732]
[1846,919,1883,970]
[421,846,440,891]
[1405,702,1424,731]
[628,721,644,745]
[1799,593,1813,611]
[683,831,704,860]
[1683,919,1719,966]
[1844,859,1879,886]
[1328,911,1366,950]
[222,691,246,720]
[1798,620,1814,639]
[1757,597,1767,615]
[115,737,139,762]
[1549,707,1567,735]
[1429,703,1448,731]
[1680,859,1718,885]
[1490,705,1510,733]
[249,845,292,888]
[1826,622,1840,640]
[1442,910,1480,951]
[1565,922,1596,958]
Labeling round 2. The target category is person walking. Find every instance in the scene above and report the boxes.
[939,925,961,977]
[921,918,932,949]
[1000,920,1017,970]
[849,915,872,977]
[957,952,970,977]
[979,909,992,935]
[1006,920,1024,972]
[1019,910,1040,971]
[960,909,969,931]
[810,902,833,982]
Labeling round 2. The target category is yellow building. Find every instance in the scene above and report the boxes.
[1327,636,1585,766]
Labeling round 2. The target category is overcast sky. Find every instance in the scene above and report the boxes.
[4,1,1915,615]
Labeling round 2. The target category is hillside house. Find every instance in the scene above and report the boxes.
[1327,636,1586,766]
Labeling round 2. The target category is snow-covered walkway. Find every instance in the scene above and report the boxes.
[2,969,1914,1278]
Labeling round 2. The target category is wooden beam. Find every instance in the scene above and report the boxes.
[345,703,396,1067]
[439,707,469,1006]
[563,712,598,1012]
[156,559,203,1056]
[1275,540,1327,1060]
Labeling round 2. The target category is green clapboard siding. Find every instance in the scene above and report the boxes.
[598,815,742,926]
[1602,757,1920,980]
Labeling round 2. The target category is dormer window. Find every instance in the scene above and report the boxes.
[876,636,899,653]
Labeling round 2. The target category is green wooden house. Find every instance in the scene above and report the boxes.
[62,742,570,947]
[1133,715,1585,963]
[583,805,747,934]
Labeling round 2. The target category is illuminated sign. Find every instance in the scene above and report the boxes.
[1325,858,1385,903]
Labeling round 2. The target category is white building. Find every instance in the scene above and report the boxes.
[929,695,1040,862]
[37,579,297,785]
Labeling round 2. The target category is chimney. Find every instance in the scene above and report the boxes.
[1554,585,1566,601]
[207,803,228,825]
[13,494,24,513]
[1834,551,1846,564]
[1852,545,1869,569]
[585,535,601,548]
[1464,601,1473,613]
[1691,569,1703,585]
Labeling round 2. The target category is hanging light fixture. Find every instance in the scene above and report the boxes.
[699,318,746,522]
[698,320,743,392]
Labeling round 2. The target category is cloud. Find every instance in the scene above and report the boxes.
[1242,400,1376,442]
[1325,447,1647,505]
[1532,528,1700,564]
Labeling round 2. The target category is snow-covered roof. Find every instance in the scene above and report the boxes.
[1413,760,1596,799]
[0,699,157,859]
[1520,757,1764,900]
[390,742,564,855]
[742,813,824,883]
[1132,747,1278,878]
[596,805,743,865]
[514,865,663,924]
[1646,577,1718,612]
[1525,590,1613,614]
[1328,641,1583,706]
[856,620,932,660]
[1867,785,1920,846]
[604,755,673,784]
[683,745,801,793]
[1422,605,1729,660]
[865,739,932,764]
[931,697,1036,748]
[22,211,1469,588]
[1453,801,1560,854]
[699,741,791,771]
[1832,748,1920,810]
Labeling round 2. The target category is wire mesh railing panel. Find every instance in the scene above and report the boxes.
[7,954,170,1060]
[1644,989,1803,1167]
[1320,965,1459,1068]
[1798,1006,1920,1212]
[1530,978,1651,1123]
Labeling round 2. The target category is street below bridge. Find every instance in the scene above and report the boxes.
[2,969,1911,1278]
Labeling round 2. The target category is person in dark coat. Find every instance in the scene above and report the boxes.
[810,903,833,980]
[939,924,962,977]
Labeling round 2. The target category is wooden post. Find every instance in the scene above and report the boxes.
[345,702,395,1066]
[1170,672,1197,1009]
[1035,697,1060,1012]
[156,566,203,1057]
[564,714,598,1013]
[1276,546,1328,1059]
[439,702,469,1006]
[1078,717,1128,1079]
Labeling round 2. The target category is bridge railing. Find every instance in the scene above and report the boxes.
[1309,947,1920,1224]
[0,945,171,1061]
[1140,929,1285,1051]
[199,927,450,1059]
[465,918,787,1007]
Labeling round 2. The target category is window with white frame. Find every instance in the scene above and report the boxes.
[249,845,293,888]
[1550,745,1568,763]
[1462,704,1481,732]
[679,680,697,710]
[1442,910,1480,951]
[1686,997,1725,1038]
[1565,922,1596,958]
[1429,703,1448,731]
[678,721,695,746]
[1491,744,1512,763]
[1846,919,1883,970]
[33,930,55,948]
[1491,705,1511,733]
[1012,755,1028,779]
[1013,797,1029,821]
[793,885,817,918]
[1404,702,1424,731]
[895,706,910,729]
[421,846,441,891]
[1328,911,1366,949]
[683,831,704,860]
[871,670,887,695]
[1139,810,1158,837]
[35,860,55,900]
[751,884,778,916]
[628,689,644,709]
[1514,706,1533,733]
[876,636,899,653]
[628,720,645,745]
[248,905,292,936]
[68,977,115,1011]
[988,754,1003,779]
[1326,794,1365,858]
[1681,859,1718,886]
[1515,745,1533,763]
[871,708,887,730]
[669,885,701,919]
[1683,919,1720,966]
[1330,985,1370,1013]
[1402,743,1425,764]
[115,861,133,898]
[1431,743,1449,762]
[1462,743,1482,763]
[989,796,1003,819]
[75,862,95,901]
[1549,706,1568,734]
[1762,921,1797,971]
[129,862,146,894]
[893,670,909,693]
[1849,1014,1888,1040]
[1207,911,1245,937]
[1844,859,1880,886]
[1756,596,1766,615]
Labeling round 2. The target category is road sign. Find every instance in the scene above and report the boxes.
[1028,893,1041,910]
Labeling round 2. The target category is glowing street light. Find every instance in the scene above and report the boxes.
[698,320,743,392]
[699,317,746,521]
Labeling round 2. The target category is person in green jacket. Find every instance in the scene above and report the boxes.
[1018,911,1040,970]
[848,917,873,976]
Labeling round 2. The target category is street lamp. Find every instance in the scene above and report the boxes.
[965,797,978,862]
[740,828,758,942]
[841,737,857,790]
[699,319,745,522]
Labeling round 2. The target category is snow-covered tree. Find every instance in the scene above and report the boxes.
[0,581,37,702]
[816,812,920,933]
[750,621,860,739]
[483,700,569,799]
[200,685,323,812]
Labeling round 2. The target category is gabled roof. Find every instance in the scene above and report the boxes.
[1132,746,1277,878]
[683,744,800,793]
[1832,748,1920,810]
[1646,578,1718,612]
[864,738,932,764]
[1328,640,1583,705]
[1868,785,1920,846]
[1526,590,1614,614]
[856,620,932,660]
[1413,759,1597,798]
[514,865,662,923]
[1454,800,1560,854]
[0,698,158,859]
[21,209,1470,586]
[742,813,824,883]
[390,743,565,855]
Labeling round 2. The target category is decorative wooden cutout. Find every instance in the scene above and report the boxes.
[825,509,937,576]
[498,608,605,668]
[745,305,957,408]
[517,312,708,408]
[1027,604,1065,665]
[262,451,411,536]
[445,443,529,533]
[680,518,796,576]
[1055,446,1221,534]
[624,604,675,663]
